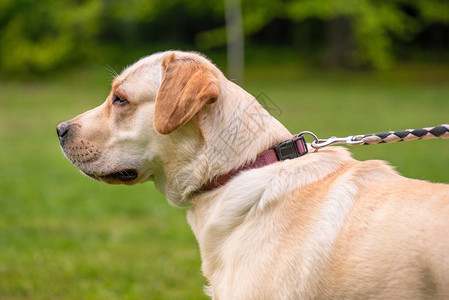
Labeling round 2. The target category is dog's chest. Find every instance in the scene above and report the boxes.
[188,191,351,299]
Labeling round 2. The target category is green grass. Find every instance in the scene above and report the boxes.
[1,59,448,299]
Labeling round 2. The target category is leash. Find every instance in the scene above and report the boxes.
[306,124,449,151]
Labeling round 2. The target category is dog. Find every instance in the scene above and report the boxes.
[57,51,449,299]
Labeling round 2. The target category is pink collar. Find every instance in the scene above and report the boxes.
[198,136,308,193]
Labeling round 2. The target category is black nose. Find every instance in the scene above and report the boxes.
[57,121,71,143]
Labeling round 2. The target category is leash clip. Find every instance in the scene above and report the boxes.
[311,135,364,149]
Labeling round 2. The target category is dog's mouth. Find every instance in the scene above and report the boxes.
[85,169,139,183]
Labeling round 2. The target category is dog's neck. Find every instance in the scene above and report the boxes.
[202,79,293,177]
[162,77,292,206]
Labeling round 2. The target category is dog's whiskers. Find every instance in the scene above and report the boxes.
[103,64,119,80]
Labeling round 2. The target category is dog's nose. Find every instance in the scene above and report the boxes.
[57,121,71,143]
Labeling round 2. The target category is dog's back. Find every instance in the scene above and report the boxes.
[325,159,449,299]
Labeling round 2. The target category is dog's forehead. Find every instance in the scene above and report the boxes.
[111,51,219,96]
[116,52,165,84]
[117,51,215,82]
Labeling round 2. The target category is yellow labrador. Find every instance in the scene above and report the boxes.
[57,51,449,299]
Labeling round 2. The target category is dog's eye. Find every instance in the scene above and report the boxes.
[113,95,129,106]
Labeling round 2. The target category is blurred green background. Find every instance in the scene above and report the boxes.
[1,0,448,299]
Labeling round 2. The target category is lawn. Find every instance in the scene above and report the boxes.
[0,57,448,299]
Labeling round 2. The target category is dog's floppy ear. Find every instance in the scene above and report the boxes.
[154,53,220,134]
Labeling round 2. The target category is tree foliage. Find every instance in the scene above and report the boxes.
[0,0,448,75]
[284,0,449,68]
[0,0,102,75]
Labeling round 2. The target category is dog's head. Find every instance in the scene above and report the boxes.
[57,51,221,192]
[58,50,289,205]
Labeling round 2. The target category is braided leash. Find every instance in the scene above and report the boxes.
[308,124,449,150]
[360,124,449,145]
